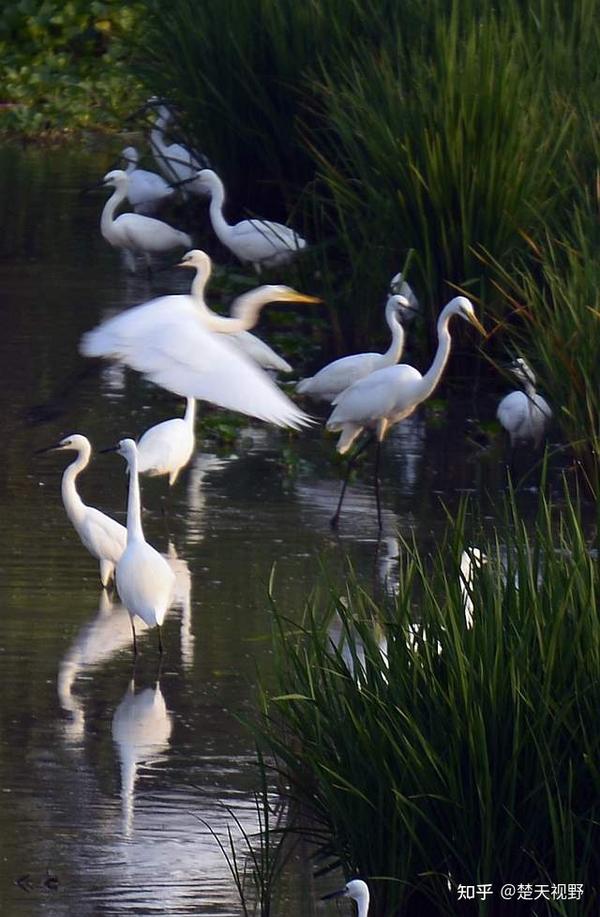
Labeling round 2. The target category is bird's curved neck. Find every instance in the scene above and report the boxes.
[229,289,271,332]
[125,451,145,543]
[381,312,405,366]
[522,379,537,399]
[416,309,455,403]
[61,449,90,524]
[190,263,211,301]
[101,184,127,234]
[207,179,232,245]
[184,398,196,427]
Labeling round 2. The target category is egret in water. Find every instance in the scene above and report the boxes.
[100,169,191,272]
[137,397,196,486]
[497,357,552,448]
[80,271,318,429]
[178,249,292,373]
[327,296,485,529]
[149,102,210,196]
[103,439,175,655]
[323,879,370,917]
[297,294,410,402]
[36,434,126,586]
[196,168,306,272]
[120,146,175,215]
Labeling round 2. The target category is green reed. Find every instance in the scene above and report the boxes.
[256,490,600,915]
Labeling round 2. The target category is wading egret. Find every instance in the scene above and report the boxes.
[120,146,175,215]
[497,357,552,448]
[36,434,126,586]
[297,294,410,402]
[137,397,196,486]
[196,168,306,272]
[150,103,209,195]
[178,248,292,372]
[80,278,318,429]
[104,439,175,655]
[100,169,191,272]
[323,879,370,917]
[327,297,485,529]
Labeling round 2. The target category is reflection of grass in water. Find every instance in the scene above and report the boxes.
[256,488,600,915]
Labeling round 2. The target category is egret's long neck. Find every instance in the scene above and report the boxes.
[229,289,273,331]
[381,312,405,367]
[523,379,537,400]
[207,179,232,247]
[190,263,212,301]
[184,398,196,428]
[125,450,145,543]
[415,308,455,404]
[101,184,127,236]
[357,895,369,917]
[61,447,90,525]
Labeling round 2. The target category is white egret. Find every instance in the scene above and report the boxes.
[296,294,410,402]
[327,297,485,529]
[323,879,370,917]
[178,249,293,373]
[459,546,488,629]
[388,270,420,321]
[36,434,126,586]
[80,276,318,429]
[497,357,552,448]
[104,438,176,655]
[150,103,209,195]
[120,146,175,215]
[100,169,191,272]
[137,397,196,486]
[196,168,306,272]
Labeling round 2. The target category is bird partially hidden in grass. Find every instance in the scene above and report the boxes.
[323,879,370,917]
[327,297,485,530]
[102,438,175,655]
[496,357,552,449]
[36,434,126,587]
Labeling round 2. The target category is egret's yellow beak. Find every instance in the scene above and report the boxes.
[468,314,486,337]
[278,289,322,304]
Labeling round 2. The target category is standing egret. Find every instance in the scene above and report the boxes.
[497,357,552,448]
[327,297,485,529]
[137,397,196,486]
[80,279,318,429]
[100,169,191,272]
[297,295,410,402]
[36,434,126,586]
[150,103,209,195]
[323,879,370,917]
[120,146,175,215]
[103,439,175,655]
[178,248,292,372]
[196,168,306,272]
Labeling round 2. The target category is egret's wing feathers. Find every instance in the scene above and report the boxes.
[83,508,127,564]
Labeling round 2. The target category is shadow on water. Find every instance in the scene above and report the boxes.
[0,143,590,916]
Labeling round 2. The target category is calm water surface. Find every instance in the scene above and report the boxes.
[0,143,573,916]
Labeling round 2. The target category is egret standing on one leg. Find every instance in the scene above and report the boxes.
[103,439,175,655]
[497,357,552,448]
[323,879,370,917]
[327,297,485,529]
[178,249,293,372]
[120,146,175,215]
[196,169,306,272]
[36,434,126,586]
[100,169,191,272]
[296,294,410,403]
[136,397,196,486]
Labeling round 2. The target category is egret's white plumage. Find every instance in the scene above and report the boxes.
[111,439,176,654]
[196,168,306,272]
[137,397,196,486]
[388,271,420,320]
[100,169,191,271]
[178,249,293,373]
[323,879,370,917]
[297,294,409,402]
[120,146,175,215]
[37,434,126,586]
[150,104,209,196]
[327,297,485,528]
[497,357,552,448]
[81,271,317,429]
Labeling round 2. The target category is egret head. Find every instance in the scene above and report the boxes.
[510,357,536,387]
[116,438,138,462]
[195,169,221,192]
[386,293,411,321]
[448,296,486,336]
[102,169,128,189]
[121,147,138,166]
[177,249,212,273]
[36,434,91,455]
[255,284,321,305]
[323,878,370,907]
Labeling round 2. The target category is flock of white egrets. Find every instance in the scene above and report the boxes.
[39,99,551,665]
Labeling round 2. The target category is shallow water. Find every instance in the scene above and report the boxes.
[0,142,577,916]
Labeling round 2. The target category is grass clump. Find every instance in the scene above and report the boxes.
[257,492,600,915]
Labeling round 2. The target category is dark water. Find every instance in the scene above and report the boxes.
[0,143,574,916]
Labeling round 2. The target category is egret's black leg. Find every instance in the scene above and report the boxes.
[130,617,138,656]
[373,439,383,530]
[330,433,374,530]
[157,624,164,655]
